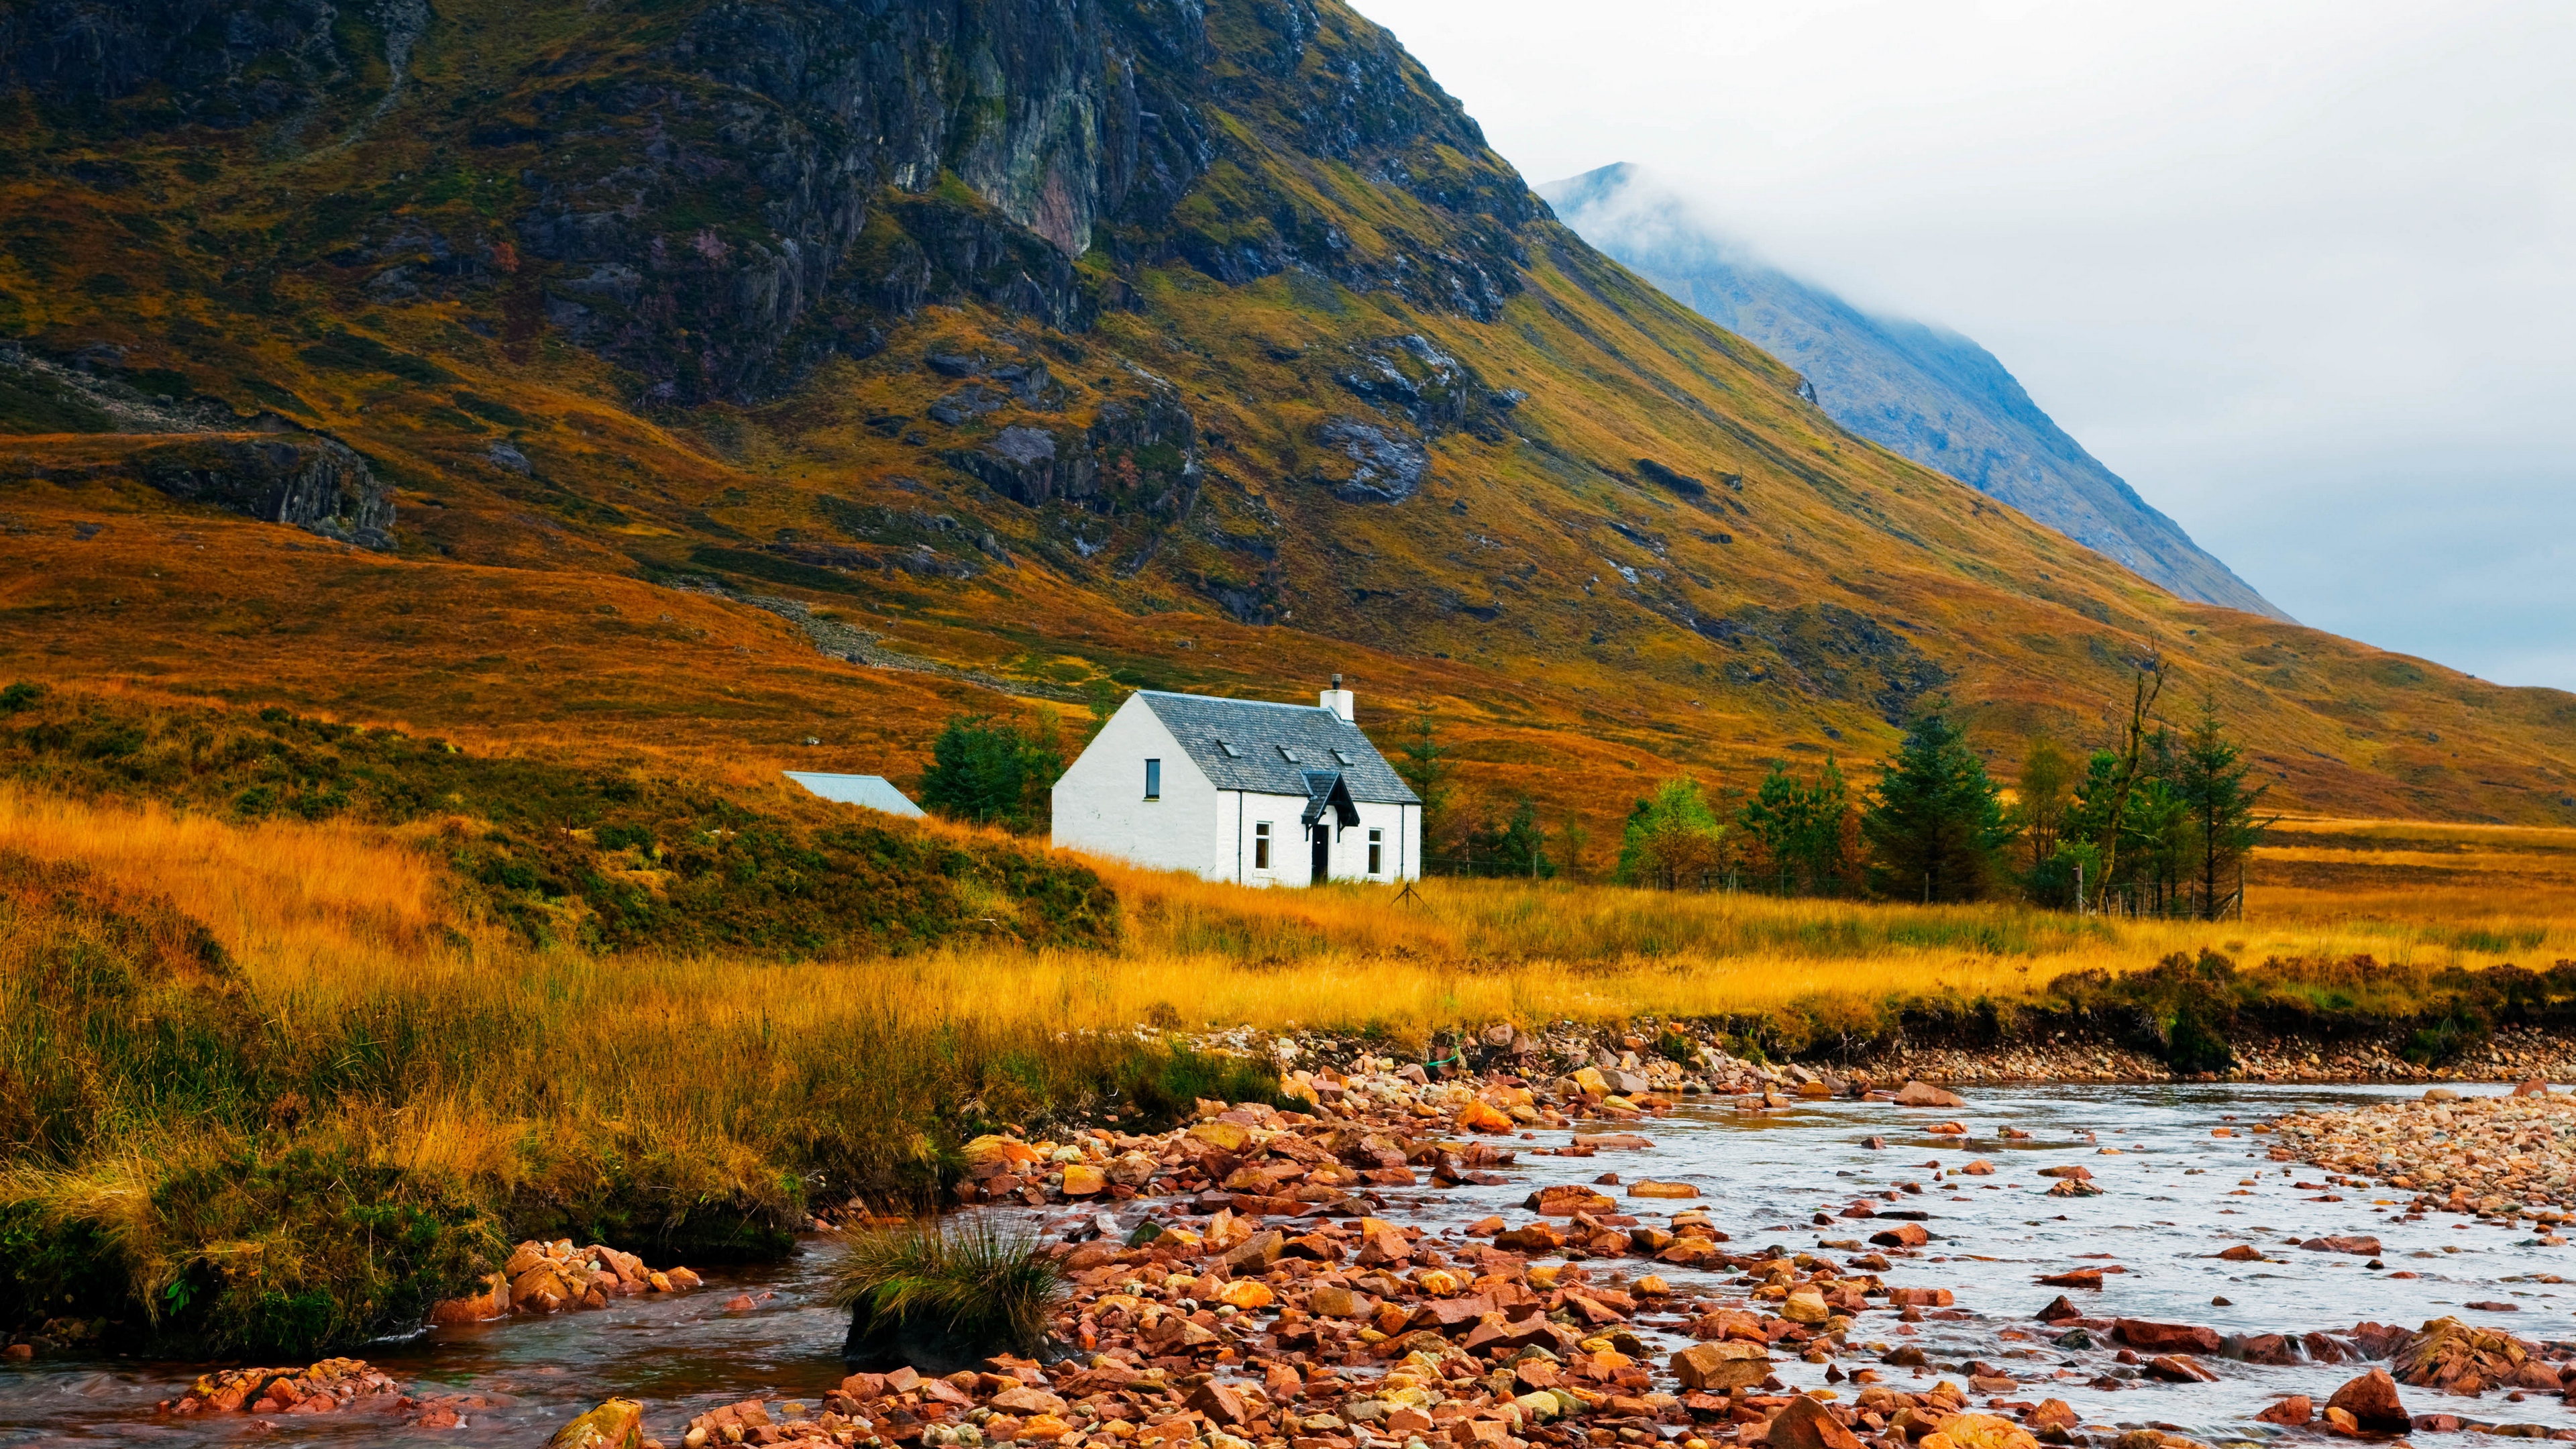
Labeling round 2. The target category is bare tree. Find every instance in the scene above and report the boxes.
[2089,659,2167,910]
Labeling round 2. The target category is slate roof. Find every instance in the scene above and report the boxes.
[1300,771,1360,828]
[1136,692,1420,805]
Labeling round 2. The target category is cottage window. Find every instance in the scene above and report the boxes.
[1144,758,1161,800]
[1277,745,1300,763]
[1330,749,1352,766]
[1215,739,1240,758]
[1367,828,1384,876]
[1254,822,1272,870]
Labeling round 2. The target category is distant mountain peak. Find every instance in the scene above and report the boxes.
[1542,163,2292,623]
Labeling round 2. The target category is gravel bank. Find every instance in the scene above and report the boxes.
[2270,1083,2576,1218]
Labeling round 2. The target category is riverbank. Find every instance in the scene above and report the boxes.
[9,926,2574,1364]
[1842,1024,2576,1088]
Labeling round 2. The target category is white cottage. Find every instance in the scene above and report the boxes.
[1051,678,1423,885]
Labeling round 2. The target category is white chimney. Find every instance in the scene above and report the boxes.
[1320,672,1355,723]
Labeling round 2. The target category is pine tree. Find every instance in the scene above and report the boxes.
[1861,710,2015,902]
[2178,692,2273,917]
[2126,773,2190,912]
[1392,710,1454,857]
[1737,755,1852,894]
[1469,796,1554,878]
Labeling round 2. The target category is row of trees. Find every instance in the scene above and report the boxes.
[904,665,2272,917]
[1597,670,2273,914]
[2013,681,2275,915]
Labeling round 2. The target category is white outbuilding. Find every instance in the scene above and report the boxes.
[1051,677,1422,885]
[782,771,925,817]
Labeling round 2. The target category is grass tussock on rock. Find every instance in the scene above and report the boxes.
[831,1221,1066,1374]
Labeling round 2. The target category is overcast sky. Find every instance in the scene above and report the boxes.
[1352,0,2576,691]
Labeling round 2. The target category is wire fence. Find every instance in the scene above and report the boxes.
[2089,879,2245,920]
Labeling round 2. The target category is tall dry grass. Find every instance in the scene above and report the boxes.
[5,783,2569,1065]
[5,781,2574,1354]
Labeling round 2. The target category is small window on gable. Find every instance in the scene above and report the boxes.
[1277,745,1300,763]
[1215,738,1240,758]
[1144,758,1161,800]
[1330,749,1352,766]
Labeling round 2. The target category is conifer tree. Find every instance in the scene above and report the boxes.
[1738,755,1853,894]
[1862,710,2015,902]
[1392,710,1454,851]
[1468,796,1554,878]
[2178,692,2273,917]
[919,713,1065,833]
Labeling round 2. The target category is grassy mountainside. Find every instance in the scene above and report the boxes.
[0,0,2571,844]
[1542,162,2290,623]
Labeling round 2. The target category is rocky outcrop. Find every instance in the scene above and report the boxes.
[418,1239,704,1334]
[386,0,1521,402]
[2392,1317,2556,1396]
[0,0,356,126]
[1332,333,1505,440]
[136,433,395,549]
[167,1356,402,1415]
[1316,417,1430,503]
[9,0,1540,403]
[947,372,1198,513]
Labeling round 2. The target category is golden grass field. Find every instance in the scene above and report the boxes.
[2249,814,2576,936]
[7,780,2569,1057]
[5,762,2573,1353]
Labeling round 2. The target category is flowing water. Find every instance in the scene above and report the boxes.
[4,1083,2567,1445]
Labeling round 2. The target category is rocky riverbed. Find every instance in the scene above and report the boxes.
[521,1068,2576,1449]
[9,1029,2576,1449]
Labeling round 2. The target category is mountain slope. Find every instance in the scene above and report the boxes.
[1542,163,2289,623]
[0,0,2571,845]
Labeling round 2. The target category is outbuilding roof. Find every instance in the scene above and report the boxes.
[782,771,926,817]
[1136,692,1420,805]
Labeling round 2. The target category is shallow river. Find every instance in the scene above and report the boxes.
[5,1083,2568,1444]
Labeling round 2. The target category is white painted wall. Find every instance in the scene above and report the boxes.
[1051,694,1422,886]
[1049,695,1217,875]
[1220,794,1419,887]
